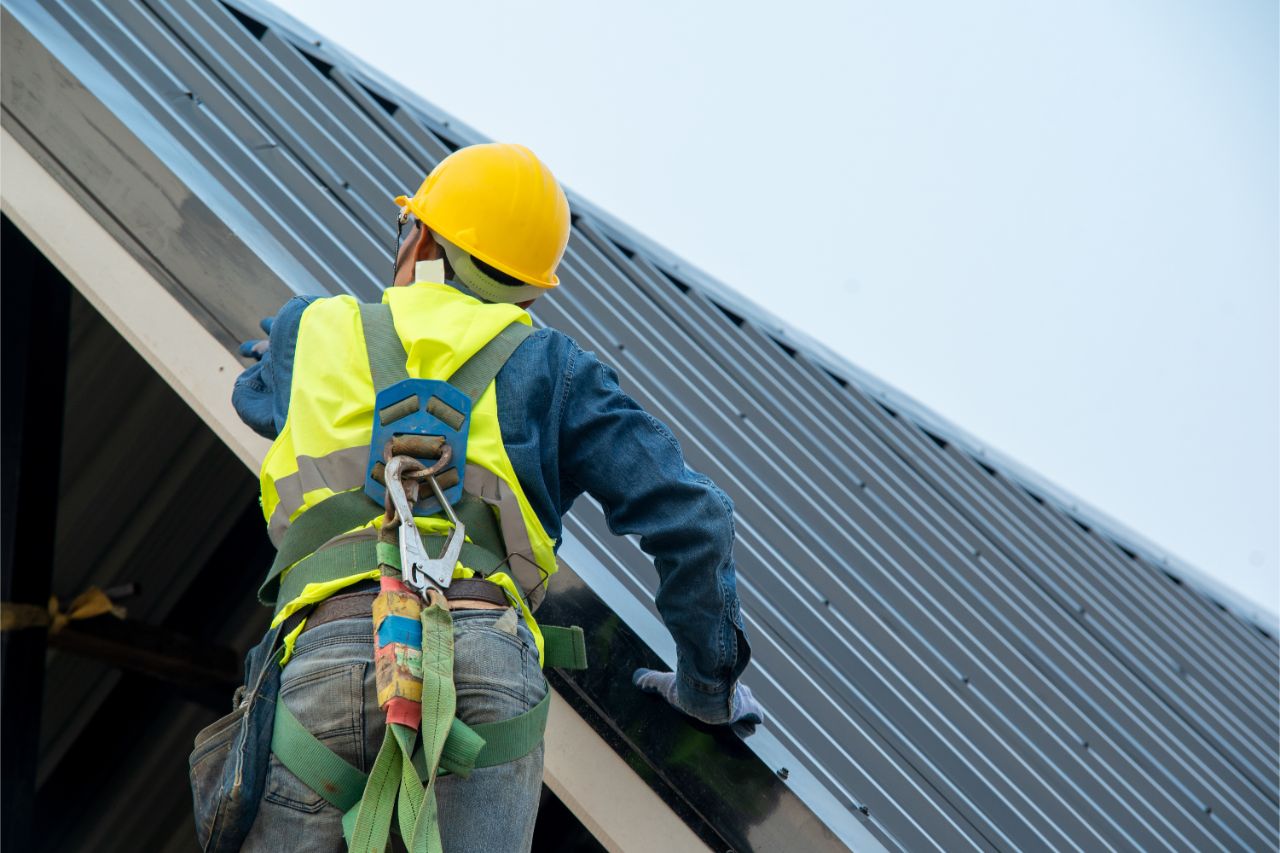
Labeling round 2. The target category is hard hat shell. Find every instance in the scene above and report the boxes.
[394,143,570,288]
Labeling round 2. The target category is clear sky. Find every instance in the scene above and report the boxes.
[270,0,1278,613]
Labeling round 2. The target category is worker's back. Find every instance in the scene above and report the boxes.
[196,143,758,853]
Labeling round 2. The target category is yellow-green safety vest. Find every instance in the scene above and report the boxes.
[258,280,560,661]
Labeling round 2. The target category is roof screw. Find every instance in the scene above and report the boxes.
[777,767,789,780]
[101,582,141,600]
[960,675,970,685]
[1081,740,1089,750]
[1204,804,1213,815]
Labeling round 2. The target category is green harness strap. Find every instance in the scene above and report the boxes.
[261,491,508,610]
[359,300,533,400]
[358,302,410,391]
[259,490,378,606]
[539,625,588,670]
[348,593,455,853]
[273,699,368,812]
[271,534,503,620]
[271,628,585,811]
[446,321,534,402]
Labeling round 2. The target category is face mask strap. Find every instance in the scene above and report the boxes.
[392,209,410,285]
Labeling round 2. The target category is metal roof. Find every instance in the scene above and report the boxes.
[3,0,1277,849]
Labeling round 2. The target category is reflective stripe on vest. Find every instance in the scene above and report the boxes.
[258,282,558,606]
[266,447,367,543]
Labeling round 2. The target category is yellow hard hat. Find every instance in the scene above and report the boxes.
[394,143,571,288]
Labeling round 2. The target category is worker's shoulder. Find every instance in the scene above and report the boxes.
[520,324,616,367]
[502,325,596,382]
[273,292,333,324]
[513,324,581,360]
[300,292,356,314]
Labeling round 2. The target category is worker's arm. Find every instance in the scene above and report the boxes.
[231,295,319,438]
[556,345,760,734]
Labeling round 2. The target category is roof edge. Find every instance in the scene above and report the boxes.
[227,0,1279,639]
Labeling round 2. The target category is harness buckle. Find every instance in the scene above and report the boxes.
[383,450,467,594]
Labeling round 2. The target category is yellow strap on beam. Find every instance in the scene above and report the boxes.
[0,586,124,633]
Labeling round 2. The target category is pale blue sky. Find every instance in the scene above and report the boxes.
[272,0,1278,613]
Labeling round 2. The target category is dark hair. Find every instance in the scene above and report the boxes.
[472,255,527,289]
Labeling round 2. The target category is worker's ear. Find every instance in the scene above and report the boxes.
[414,225,444,262]
[393,222,443,286]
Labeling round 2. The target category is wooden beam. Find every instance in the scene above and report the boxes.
[47,617,241,709]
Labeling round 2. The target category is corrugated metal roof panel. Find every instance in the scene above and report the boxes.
[5,0,1276,849]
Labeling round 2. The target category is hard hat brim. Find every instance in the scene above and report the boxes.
[392,191,560,289]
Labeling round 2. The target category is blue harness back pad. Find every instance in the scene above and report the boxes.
[364,378,471,516]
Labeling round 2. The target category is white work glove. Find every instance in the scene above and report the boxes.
[632,667,764,738]
[238,316,274,360]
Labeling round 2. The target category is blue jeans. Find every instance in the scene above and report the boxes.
[241,607,547,853]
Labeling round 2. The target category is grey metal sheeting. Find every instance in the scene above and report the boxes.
[6,0,1278,849]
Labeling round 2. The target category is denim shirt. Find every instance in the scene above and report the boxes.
[232,290,751,721]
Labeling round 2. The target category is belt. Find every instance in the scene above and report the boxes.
[293,577,511,636]
[443,578,511,607]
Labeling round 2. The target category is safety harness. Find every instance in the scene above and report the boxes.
[262,300,586,853]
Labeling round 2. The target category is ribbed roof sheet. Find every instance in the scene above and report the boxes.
[5,0,1277,849]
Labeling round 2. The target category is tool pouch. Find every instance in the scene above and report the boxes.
[188,625,283,852]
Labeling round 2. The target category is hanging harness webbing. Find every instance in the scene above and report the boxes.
[346,587,455,853]
[272,632,579,813]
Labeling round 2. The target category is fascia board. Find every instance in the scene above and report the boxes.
[1,124,272,470]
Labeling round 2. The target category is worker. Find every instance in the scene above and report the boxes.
[223,142,762,853]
